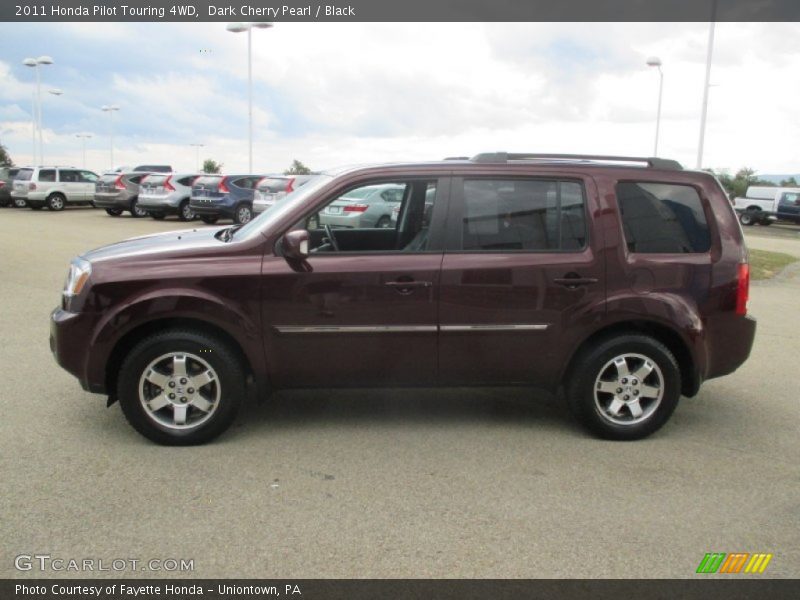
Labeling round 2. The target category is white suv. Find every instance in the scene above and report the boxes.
[12,166,99,211]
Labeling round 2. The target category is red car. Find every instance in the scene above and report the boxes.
[51,153,756,445]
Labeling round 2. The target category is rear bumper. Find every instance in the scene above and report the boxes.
[138,194,183,212]
[93,194,130,209]
[705,314,757,381]
[190,202,235,218]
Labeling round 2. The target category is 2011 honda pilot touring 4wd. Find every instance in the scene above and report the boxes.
[50,153,756,445]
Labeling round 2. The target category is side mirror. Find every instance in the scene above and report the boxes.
[283,229,310,260]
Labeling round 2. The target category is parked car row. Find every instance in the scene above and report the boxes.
[2,164,326,225]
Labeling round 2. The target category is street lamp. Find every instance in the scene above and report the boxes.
[189,143,205,171]
[76,133,92,168]
[101,105,120,170]
[646,56,663,157]
[41,88,63,165]
[697,0,718,169]
[23,55,54,165]
[226,21,273,172]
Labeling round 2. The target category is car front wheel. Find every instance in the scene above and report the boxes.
[117,329,245,445]
[566,334,680,440]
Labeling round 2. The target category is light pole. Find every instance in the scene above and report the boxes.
[101,105,120,170]
[42,88,63,165]
[76,133,92,168]
[646,57,663,157]
[23,55,54,165]
[189,143,205,171]
[226,21,273,172]
[697,0,718,169]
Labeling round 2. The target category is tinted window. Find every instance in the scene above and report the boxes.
[193,176,221,186]
[128,175,145,185]
[134,165,172,173]
[616,182,710,253]
[60,170,82,183]
[177,176,197,187]
[461,179,586,251]
[39,169,56,182]
[15,169,33,181]
[258,177,291,193]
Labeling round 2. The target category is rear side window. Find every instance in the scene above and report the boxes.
[460,179,587,251]
[39,169,56,182]
[616,182,711,253]
[59,170,80,183]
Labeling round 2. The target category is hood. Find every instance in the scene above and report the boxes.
[81,226,227,263]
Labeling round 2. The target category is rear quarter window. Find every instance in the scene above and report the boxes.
[616,182,711,254]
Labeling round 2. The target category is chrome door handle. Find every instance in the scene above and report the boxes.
[385,280,432,295]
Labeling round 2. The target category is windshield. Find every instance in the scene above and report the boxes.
[234,175,333,240]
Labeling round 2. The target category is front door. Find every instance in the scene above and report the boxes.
[261,177,449,388]
[777,191,800,222]
[438,175,605,386]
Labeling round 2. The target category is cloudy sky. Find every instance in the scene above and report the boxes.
[1,21,798,175]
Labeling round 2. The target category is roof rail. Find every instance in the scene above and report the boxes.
[471,152,683,170]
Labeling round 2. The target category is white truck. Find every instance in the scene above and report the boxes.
[733,186,800,226]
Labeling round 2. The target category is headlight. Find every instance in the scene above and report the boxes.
[63,258,92,302]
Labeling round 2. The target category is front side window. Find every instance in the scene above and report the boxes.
[303,180,438,253]
[616,182,710,253]
[460,179,586,251]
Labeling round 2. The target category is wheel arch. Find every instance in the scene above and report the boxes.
[103,317,264,405]
[561,320,700,397]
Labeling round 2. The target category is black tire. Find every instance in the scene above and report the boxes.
[149,212,166,220]
[739,211,758,226]
[233,202,253,225]
[566,334,681,441]
[46,193,66,211]
[200,215,219,225]
[30,204,43,211]
[117,329,246,445]
[13,197,28,208]
[105,208,123,217]
[376,215,392,229]
[178,199,195,222]
[129,198,148,218]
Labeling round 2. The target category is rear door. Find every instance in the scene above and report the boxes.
[438,174,604,386]
[57,169,83,202]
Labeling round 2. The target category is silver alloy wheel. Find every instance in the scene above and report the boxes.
[133,204,148,217]
[593,353,664,426]
[238,206,251,223]
[49,195,64,210]
[138,352,221,430]
[14,198,26,208]
[181,202,194,220]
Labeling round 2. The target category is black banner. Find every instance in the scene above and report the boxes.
[2,0,800,22]
[4,579,800,600]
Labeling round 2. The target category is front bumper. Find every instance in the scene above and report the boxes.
[50,307,102,392]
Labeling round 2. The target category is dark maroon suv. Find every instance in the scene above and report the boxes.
[50,153,756,445]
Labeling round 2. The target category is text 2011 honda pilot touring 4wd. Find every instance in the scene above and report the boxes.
[50,153,756,445]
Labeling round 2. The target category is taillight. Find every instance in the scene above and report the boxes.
[218,177,230,194]
[286,178,295,193]
[29,182,36,191]
[164,175,175,192]
[343,204,369,213]
[736,262,750,316]
[0,181,5,189]
[114,175,125,190]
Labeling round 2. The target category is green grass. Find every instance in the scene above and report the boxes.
[749,249,798,280]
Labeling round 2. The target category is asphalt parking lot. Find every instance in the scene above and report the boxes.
[1,206,799,579]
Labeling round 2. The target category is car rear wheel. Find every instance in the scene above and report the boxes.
[234,203,253,225]
[105,208,123,217]
[117,329,245,445]
[178,199,195,221]
[13,197,28,208]
[739,210,758,226]
[376,215,392,229]
[46,193,66,211]
[130,198,148,218]
[200,215,219,225]
[566,334,681,440]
